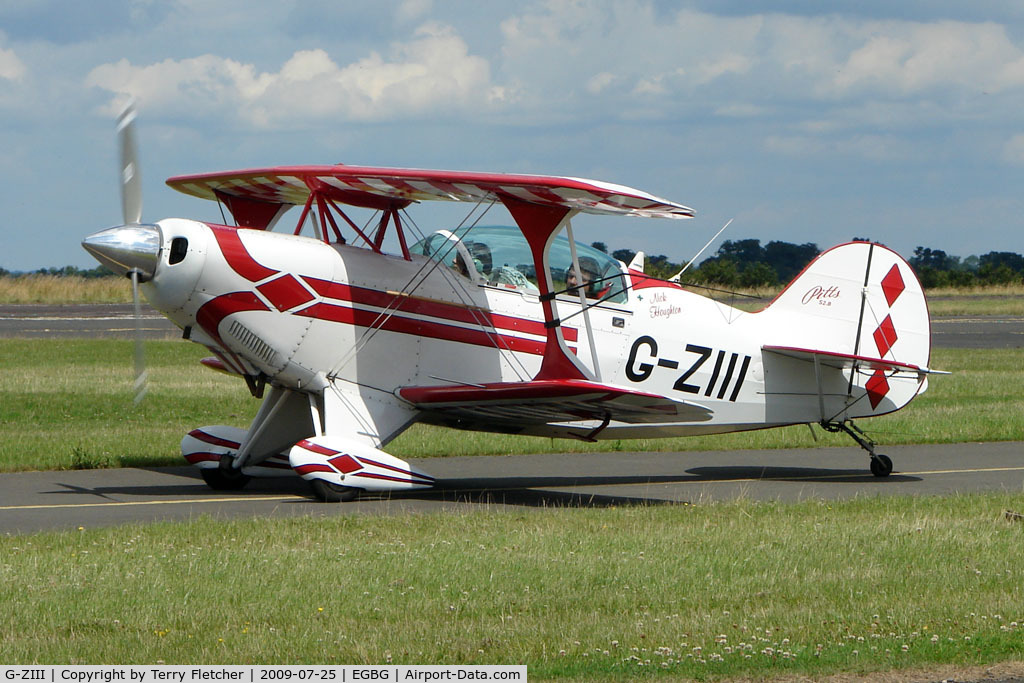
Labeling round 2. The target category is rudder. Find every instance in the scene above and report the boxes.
[765,242,930,368]
[760,242,932,419]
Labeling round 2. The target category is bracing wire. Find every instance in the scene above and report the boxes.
[326,198,533,384]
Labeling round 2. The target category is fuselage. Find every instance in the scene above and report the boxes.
[141,218,848,440]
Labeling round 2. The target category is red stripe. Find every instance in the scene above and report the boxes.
[298,302,548,355]
[205,347,247,377]
[208,226,577,344]
[194,293,271,377]
[518,186,571,206]
[184,452,223,464]
[628,269,682,291]
[195,291,270,343]
[210,226,278,282]
[355,455,435,482]
[294,463,336,475]
[351,471,431,485]
[187,429,241,449]
[303,277,574,342]
[424,179,477,198]
[186,450,292,469]
[295,439,339,457]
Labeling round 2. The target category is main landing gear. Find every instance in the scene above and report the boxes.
[198,455,363,502]
[821,420,894,477]
[200,455,252,491]
[309,479,361,503]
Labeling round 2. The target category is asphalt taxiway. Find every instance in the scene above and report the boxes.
[2,442,1022,534]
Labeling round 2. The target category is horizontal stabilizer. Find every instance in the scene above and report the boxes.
[763,345,948,378]
[398,379,712,426]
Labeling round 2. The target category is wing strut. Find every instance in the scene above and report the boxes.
[564,219,602,380]
[500,196,591,381]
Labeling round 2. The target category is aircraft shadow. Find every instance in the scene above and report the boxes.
[399,481,682,508]
[41,465,921,509]
[683,465,922,483]
[390,464,921,508]
[42,471,310,500]
[42,476,672,509]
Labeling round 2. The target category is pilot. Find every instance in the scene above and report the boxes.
[566,256,601,298]
[452,253,473,278]
[466,240,492,278]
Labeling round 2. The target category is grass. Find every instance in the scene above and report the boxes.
[0,275,132,304]
[1,495,1023,677]
[1,340,1021,472]
[923,283,1024,317]
[0,340,254,471]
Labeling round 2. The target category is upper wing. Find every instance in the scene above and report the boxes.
[166,165,694,220]
[398,378,712,427]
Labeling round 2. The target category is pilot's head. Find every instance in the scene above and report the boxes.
[465,240,492,276]
[567,256,600,295]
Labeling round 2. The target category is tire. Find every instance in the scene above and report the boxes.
[200,467,251,491]
[310,479,360,502]
[870,454,893,478]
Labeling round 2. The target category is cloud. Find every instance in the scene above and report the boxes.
[86,21,497,127]
[830,20,1024,96]
[1004,133,1024,164]
[496,4,1024,112]
[80,2,1024,151]
[396,0,432,24]
[0,41,26,81]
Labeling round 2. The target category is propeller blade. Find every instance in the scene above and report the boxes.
[131,270,148,404]
[118,102,142,225]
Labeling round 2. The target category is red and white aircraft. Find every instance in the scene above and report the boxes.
[83,108,942,501]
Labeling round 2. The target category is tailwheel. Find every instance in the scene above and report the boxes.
[310,479,361,503]
[870,454,893,478]
[821,420,895,478]
[200,467,251,491]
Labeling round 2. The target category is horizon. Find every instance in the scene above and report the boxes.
[2,232,1017,277]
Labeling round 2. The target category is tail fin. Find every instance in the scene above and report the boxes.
[760,242,933,420]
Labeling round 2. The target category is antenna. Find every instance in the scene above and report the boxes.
[670,218,732,282]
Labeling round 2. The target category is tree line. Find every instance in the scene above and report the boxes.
[0,265,113,278]
[4,240,1022,290]
[593,239,1024,289]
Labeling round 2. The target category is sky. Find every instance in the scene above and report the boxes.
[2,0,1023,272]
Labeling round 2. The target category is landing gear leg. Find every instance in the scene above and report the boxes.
[821,420,893,478]
[200,456,251,491]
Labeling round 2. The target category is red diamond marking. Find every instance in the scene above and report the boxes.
[868,370,892,409]
[880,265,905,307]
[865,369,890,409]
[257,274,315,312]
[328,454,362,474]
[873,314,898,357]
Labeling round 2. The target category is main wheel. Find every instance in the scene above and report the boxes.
[870,454,893,478]
[310,479,361,502]
[200,467,251,490]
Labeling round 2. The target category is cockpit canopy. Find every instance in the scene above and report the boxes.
[410,225,628,304]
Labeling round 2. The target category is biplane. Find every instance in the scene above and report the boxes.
[83,107,942,501]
